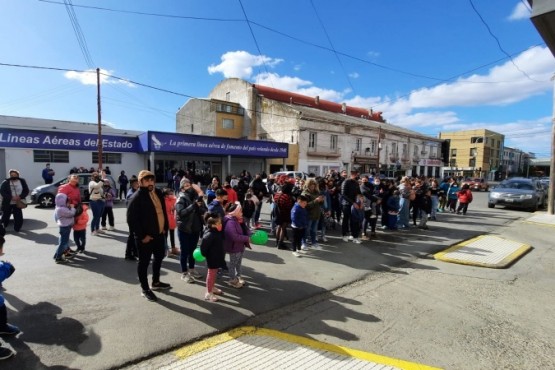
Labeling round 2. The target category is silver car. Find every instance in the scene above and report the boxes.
[488,177,546,212]
[31,173,117,208]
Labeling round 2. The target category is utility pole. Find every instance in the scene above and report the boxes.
[548,74,555,214]
[97,68,103,172]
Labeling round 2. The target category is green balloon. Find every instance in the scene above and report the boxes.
[193,248,205,262]
[250,230,268,245]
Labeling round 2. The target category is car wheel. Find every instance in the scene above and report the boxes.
[39,193,55,208]
[487,203,495,208]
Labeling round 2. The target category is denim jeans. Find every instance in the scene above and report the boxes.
[89,200,105,232]
[178,230,200,272]
[303,219,319,245]
[430,195,439,218]
[397,198,410,228]
[54,225,72,259]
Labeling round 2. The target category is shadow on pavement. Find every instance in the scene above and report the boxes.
[2,293,100,368]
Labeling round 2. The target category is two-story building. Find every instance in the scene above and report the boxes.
[178,78,445,178]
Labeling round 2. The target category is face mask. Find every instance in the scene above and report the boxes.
[215,225,222,232]
[222,200,229,206]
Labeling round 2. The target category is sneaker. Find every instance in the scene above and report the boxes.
[204,293,218,302]
[142,289,157,302]
[0,324,20,337]
[63,251,75,259]
[189,269,203,279]
[77,249,85,254]
[101,226,107,230]
[237,276,246,285]
[312,244,322,250]
[292,251,301,257]
[92,231,98,236]
[108,226,115,231]
[348,235,354,241]
[226,279,243,288]
[342,236,349,242]
[361,235,369,241]
[212,287,224,295]
[181,273,195,283]
[151,281,171,290]
[54,256,68,264]
[352,238,362,244]
[97,229,106,234]
[0,346,15,360]
[301,244,310,251]
[321,236,328,242]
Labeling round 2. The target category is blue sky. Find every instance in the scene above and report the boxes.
[1,0,553,156]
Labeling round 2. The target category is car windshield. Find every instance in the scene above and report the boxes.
[500,182,533,190]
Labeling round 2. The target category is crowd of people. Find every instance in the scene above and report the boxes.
[0,166,476,359]
[0,164,476,359]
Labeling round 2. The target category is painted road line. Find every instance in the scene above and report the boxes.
[169,326,441,370]
[434,235,532,268]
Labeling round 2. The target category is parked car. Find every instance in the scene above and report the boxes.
[488,177,546,211]
[31,173,117,208]
[462,177,489,192]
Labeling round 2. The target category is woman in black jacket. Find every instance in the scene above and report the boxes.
[0,169,30,232]
[175,178,207,283]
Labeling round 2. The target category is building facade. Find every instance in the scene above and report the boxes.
[179,78,445,178]
[440,129,505,180]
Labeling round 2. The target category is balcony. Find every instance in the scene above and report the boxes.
[307,145,341,157]
[353,151,378,165]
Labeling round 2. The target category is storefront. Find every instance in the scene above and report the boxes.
[0,117,289,189]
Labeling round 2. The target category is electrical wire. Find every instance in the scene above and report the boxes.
[309,0,355,93]
[468,0,540,83]
[63,0,95,68]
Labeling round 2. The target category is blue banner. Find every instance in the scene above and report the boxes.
[0,128,139,152]
[147,131,288,158]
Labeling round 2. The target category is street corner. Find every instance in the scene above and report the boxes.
[434,235,532,268]
[170,326,441,370]
[524,212,555,228]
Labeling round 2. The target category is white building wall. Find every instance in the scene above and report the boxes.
[3,147,146,190]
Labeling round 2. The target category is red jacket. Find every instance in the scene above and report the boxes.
[457,189,473,203]
[164,195,177,230]
[58,183,81,206]
[73,204,89,231]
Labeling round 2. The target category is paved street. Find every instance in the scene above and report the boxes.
[1,192,554,369]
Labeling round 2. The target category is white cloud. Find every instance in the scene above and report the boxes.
[508,2,530,21]
[64,68,134,87]
[404,46,554,109]
[366,51,380,59]
[207,51,283,79]
[254,72,346,101]
[208,48,553,154]
[348,72,360,79]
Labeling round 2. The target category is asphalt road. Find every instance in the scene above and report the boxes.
[1,192,553,369]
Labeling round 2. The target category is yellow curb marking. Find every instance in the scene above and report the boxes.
[434,235,532,268]
[175,326,441,370]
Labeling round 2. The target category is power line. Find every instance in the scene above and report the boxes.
[63,0,95,68]
[468,0,540,83]
[237,0,272,85]
[310,0,355,93]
